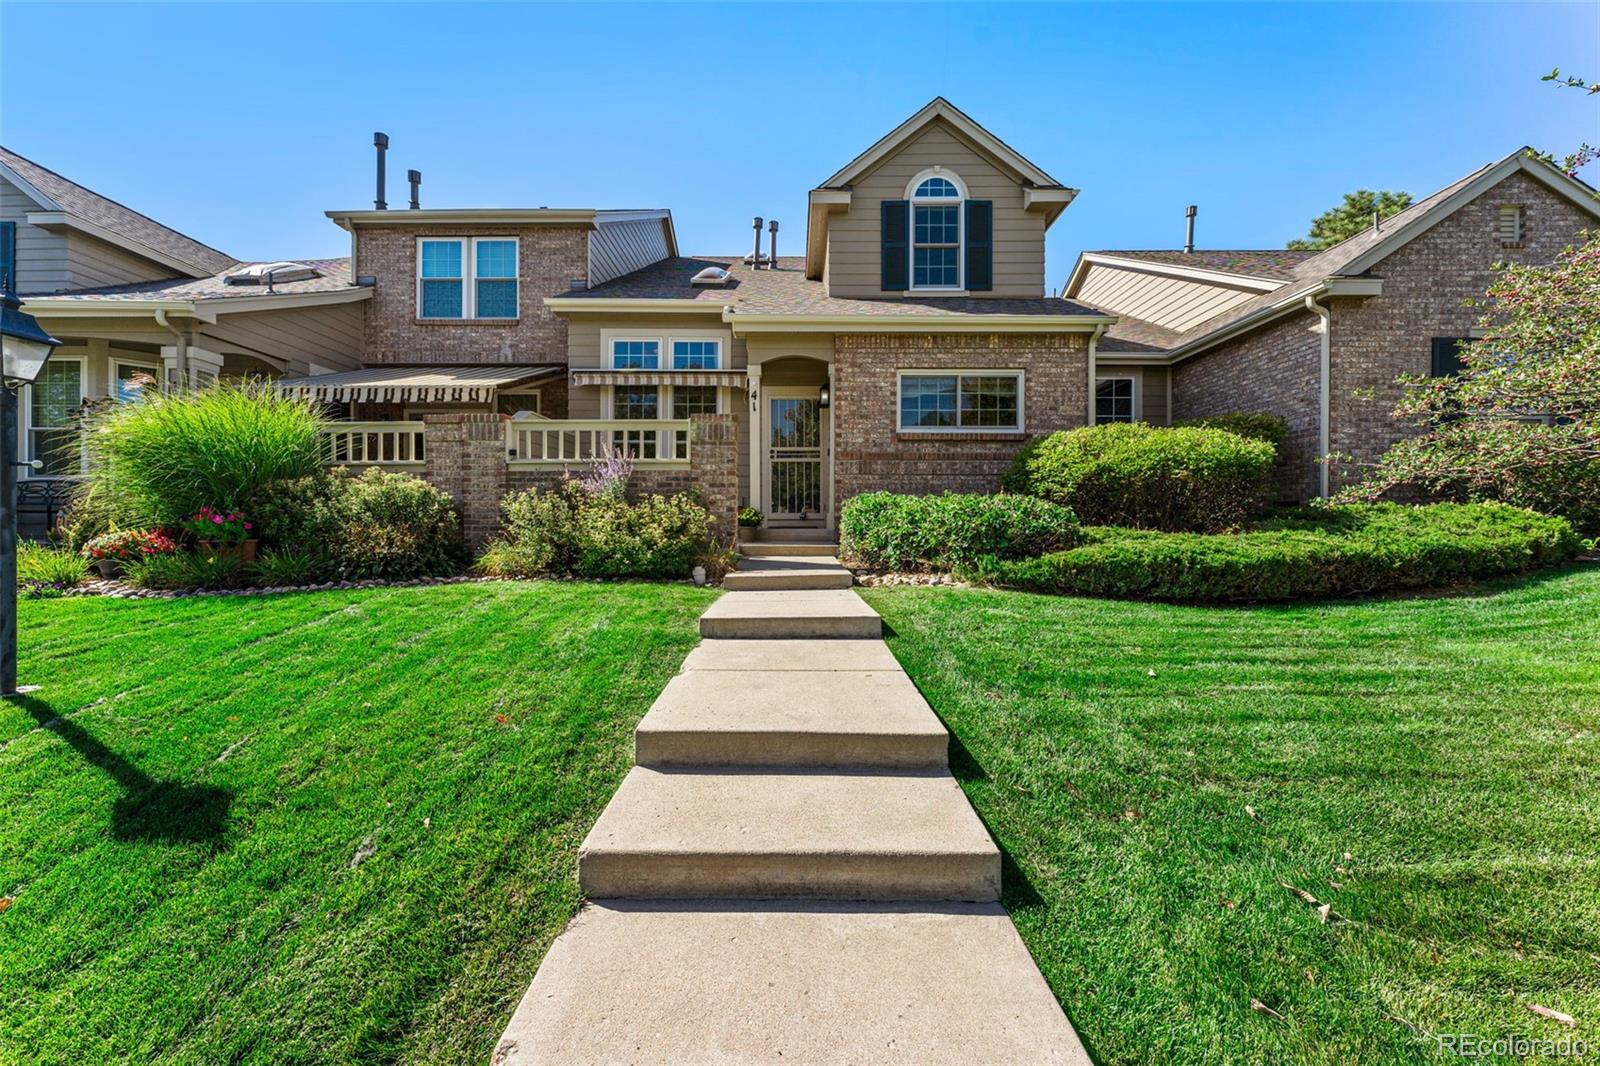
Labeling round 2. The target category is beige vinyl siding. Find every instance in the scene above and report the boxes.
[3,176,69,294]
[65,231,184,289]
[589,217,672,286]
[198,301,366,375]
[825,119,1046,299]
[1076,262,1264,333]
[1142,365,1170,425]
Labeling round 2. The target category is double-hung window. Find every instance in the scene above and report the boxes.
[612,340,661,370]
[672,340,720,369]
[911,174,963,290]
[417,237,518,319]
[29,359,84,475]
[671,385,719,458]
[1095,378,1136,424]
[898,371,1022,432]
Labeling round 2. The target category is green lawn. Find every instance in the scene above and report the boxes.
[863,567,1600,1066]
[0,582,716,1066]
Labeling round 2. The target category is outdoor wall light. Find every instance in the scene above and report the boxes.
[818,383,831,409]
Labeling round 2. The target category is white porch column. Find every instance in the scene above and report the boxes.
[745,364,762,511]
[160,345,224,389]
[825,363,836,530]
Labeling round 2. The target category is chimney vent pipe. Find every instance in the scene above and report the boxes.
[408,169,422,210]
[373,132,389,211]
[768,219,778,270]
[751,216,764,269]
[1184,204,1197,254]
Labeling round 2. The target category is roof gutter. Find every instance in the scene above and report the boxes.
[1304,292,1331,499]
[153,308,187,388]
[1085,323,1106,425]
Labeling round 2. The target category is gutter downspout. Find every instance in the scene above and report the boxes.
[153,309,188,390]
[1086,323,1106,426]
[1304,292,1331,498]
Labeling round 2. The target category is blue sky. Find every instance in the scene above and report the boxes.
[3,2,1596,290]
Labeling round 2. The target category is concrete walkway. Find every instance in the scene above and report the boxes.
[494,546,1089,1064]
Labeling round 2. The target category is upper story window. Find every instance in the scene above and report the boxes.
[672,340,720,369]
[908,171,966,290]
[417,237,519,319]
[612,340,661,369]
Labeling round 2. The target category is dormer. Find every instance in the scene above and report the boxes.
[804,98,1076,299]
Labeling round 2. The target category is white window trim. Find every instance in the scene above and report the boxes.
[669,337,722,371]
[415,236,520,320]
[496,388,543,417]
[601,329,730,371]
[906,167,966,293]
[608,337,664,371]
[602,383,726,418]
[896,369,1025,434]
[1094,373,1140,424]
[112,358,159,403]
[21,354,86,477]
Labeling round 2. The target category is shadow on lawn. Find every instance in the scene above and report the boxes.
[10,694,231,847]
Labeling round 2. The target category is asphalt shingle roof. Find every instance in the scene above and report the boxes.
[1,145,236,276]
[1088,249,1319,282]
[568,256,1107,318]
[36,258,356,301]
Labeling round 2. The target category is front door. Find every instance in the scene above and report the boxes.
[766,391,824,520]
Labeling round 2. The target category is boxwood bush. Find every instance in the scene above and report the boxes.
[1001,423,1276,532]
[1172,412,1289,453]
[973,502,1580,602]
[839,491,1081,572]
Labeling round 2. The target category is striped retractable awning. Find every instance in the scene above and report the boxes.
[568,369,749,389]
[274,365,563,404]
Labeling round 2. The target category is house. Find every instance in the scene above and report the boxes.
[2,145,370,524]
[1062,148,1600,499]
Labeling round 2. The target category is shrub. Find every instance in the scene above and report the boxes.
[1172,412,1289,453]
[839,491,1082,572]
[18,542,87,592]
[738,507,765,528]
[80,528,179,564]
[249,549,318,587]
[123,550,244,591]
[1002,423,1276,532]
[338,469,465,580]
[975,503,1580,602]
[573,493,713,579]
[83,381,328,526]
[54,484,114,551]
[245,470,347,578]
[479,480,712,580]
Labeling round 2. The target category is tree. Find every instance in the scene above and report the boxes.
[1286,189,1413,250]
[1531,68,1597,177]
[1334,233,1600,533]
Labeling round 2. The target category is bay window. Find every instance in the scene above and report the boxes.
[898,371,1022,432]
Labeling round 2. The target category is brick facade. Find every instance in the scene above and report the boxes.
[1171,311,1323,502]
[1326,170,1591,491]
[831,332,1089,506]
[354,224,588,366]
[420,412,738,549]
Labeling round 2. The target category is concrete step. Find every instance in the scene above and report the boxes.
[495,900,1090,1065]
[748,524,835,542]
[723,555,854,591]
[636,669,948,769]
[682,637,903,673]
[578,767,1000,901]
[740,541,840,558]
[700,590,880,639]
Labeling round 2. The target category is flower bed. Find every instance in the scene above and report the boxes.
[972,502,1581,602]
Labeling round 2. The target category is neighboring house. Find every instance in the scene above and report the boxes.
[1062,149,1600,499]
[2,146,370,517]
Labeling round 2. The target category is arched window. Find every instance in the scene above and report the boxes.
[906,170,966,290]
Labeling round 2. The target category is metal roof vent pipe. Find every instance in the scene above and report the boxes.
[408,169,422,210]
[751,216,764,268]
[1184,204,1197,254]
[373,132,389,210]
[768,219,779,270]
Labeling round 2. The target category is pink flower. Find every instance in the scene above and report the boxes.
[212,515,223,524]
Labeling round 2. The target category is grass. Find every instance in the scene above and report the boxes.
[862,566,1600,1065]
[0,581,716,1066]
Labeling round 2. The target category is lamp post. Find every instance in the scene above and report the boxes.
[1,220,62,695]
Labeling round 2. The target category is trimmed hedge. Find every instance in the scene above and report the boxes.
[1001,423,1276,532]
[1172,412,1289,453]
[840,491,1081,572]
[973,503,1580,602]
[478,481,713,580]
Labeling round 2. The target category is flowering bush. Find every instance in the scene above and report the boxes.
[577,452,633,500]
[183,506,252,546]
[80,528,179,562]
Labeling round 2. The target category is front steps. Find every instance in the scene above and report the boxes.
[578,766,1000,900]
[495,547,1090,1064]
[497,901,1090,1066]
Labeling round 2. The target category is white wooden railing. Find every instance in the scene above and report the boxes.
[322,421,426,466]
[507,419,691,467]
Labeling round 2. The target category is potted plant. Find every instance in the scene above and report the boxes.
[183,506,258,563]
[738,507,765,529]
[80,528,179,578]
